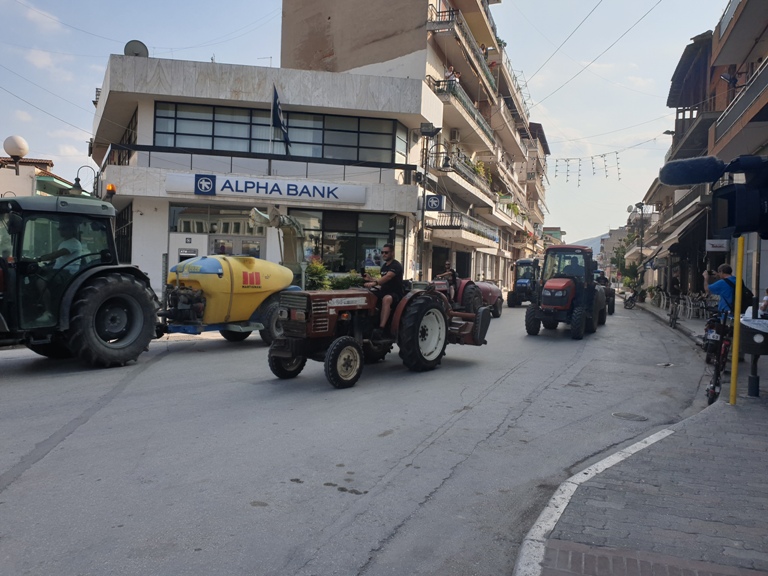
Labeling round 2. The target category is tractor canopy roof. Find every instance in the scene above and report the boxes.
[0,195,115,218]
[545,244,592,254]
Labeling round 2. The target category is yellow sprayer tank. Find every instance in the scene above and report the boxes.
[167,256,293,324]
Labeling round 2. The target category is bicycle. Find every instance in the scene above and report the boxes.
[702,307,732,405]
[623,289,637,309]
[668,295,681,329]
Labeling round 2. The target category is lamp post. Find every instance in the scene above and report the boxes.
[417,123,441,281]
[1,135,29,176]
[69,165,98,197]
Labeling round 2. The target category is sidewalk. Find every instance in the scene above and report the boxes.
[514,297,768,576]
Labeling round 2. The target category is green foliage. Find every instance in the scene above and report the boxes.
[305,257,330,290]
[329,272,366,290]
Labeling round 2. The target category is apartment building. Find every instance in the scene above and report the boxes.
[629,0,767,294]
[87,1,547,293]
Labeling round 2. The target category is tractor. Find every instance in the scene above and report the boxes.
[507,258,539,307]
[594,268,616,316]
[268,281,492,389]
[0,195,157,367]
[524,245,606,340]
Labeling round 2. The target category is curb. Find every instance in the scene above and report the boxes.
[512,429,675,576]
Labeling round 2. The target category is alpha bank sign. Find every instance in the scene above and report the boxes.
[166,173,367,205]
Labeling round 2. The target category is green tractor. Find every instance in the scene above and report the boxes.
[0,196,158,367]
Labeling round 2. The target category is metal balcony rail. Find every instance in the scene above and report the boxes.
[498,47,530,122]
[446,151,495,201]
[426,7,497,93]
[427,78,495,144]
[715,57,768,142]
[429,211,500,243]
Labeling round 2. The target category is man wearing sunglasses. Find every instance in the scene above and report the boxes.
[363,243,404,338]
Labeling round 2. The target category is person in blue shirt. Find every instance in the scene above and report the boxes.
[703,264,736,315]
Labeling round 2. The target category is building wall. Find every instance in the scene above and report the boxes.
[281,0,428,77]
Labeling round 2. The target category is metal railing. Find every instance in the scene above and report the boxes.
[497,48,530,122]
[427,78,495,144]
[429,211,499,243]
[426,7,497,93]
[449,152,495,200]
[715,58,768,143]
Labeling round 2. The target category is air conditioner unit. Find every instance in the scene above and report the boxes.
[449,128,461,143]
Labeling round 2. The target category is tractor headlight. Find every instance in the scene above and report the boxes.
[543,289,566,297]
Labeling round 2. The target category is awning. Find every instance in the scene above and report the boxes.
[656,211,706,257]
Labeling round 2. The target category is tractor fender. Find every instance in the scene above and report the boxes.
[59,265,157,331]
[390,289,451,339]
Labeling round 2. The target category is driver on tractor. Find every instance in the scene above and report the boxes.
[362,242,404,339]
[435,260,458,301]
[562,256,584,277]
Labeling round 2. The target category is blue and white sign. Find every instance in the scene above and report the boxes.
[167,173,367,205]
[425,194,444,211]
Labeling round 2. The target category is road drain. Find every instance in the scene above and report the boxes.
[612,412,648,421]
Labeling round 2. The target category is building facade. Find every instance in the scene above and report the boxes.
[91,0,548,293]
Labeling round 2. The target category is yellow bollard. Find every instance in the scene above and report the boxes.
[729,236,744,405]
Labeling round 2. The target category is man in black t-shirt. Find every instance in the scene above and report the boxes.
[363,243,404,337]
[435,260,458,301]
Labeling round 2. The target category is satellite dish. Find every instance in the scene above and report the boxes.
[627,205,634,213]
[124,40,149,58]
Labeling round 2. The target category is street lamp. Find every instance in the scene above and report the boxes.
[69,165,98,196]
[1,135,29,176]
[417,123,441,281]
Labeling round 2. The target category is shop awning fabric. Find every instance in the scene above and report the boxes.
[656,211,706,257]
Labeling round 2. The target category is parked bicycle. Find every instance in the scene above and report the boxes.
[668,296,682,328]
[702,306,732,405]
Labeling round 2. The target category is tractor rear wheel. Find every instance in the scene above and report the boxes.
[268,354,307,379]
[220,330,251,342]
[570,307,586,340]
[586,306,599,333]
[598,306,607,326]
[607,297,615,315]
[525,305,541,335]
[258,300,283,346]
[68,274,157,367]
[325,336,364,388]
[399,297,448,371]
[461,284,482,313]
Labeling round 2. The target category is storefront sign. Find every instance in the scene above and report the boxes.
[706,239,730,252]
[166,173,367,204]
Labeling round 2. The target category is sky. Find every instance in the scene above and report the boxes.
[1,0,730,242]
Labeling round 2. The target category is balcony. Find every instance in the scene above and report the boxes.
[427,77,495,147]
[527,201,545,225]
[491,47,531,125]
[712,58,768,158]
[427,7,497,100]
[428,211,499,249]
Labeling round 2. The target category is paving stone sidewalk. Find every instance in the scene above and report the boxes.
[527,299,768,576]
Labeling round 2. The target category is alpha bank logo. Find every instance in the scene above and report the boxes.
[195,174,216,196]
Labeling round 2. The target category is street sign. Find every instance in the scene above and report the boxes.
[425,194,444,211]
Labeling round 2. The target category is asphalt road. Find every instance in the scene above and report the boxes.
[0,304,709,576]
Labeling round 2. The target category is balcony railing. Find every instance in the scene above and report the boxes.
[448,152,495,200]
[426,7,497,94]
[429,211,500,243]
[428,78,495,144]
[715,57,768,143]
[497,48,530,123]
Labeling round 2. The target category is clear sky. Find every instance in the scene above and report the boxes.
[1,0,729,242]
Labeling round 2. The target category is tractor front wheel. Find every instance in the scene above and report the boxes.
[325,336,364,388]
[68,274,157,367]
[608,297,615,315]
[525,305,541,335]
[268,354,307,379]
[399,297,448,371]
[570,307,586,340]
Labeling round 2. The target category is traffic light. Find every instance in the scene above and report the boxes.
[711,183,768,238]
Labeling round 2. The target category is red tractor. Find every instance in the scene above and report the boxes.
[268,283,492,389]
[524,245,607,340]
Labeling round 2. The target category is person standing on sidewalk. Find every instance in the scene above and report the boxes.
[702,264,736,316]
